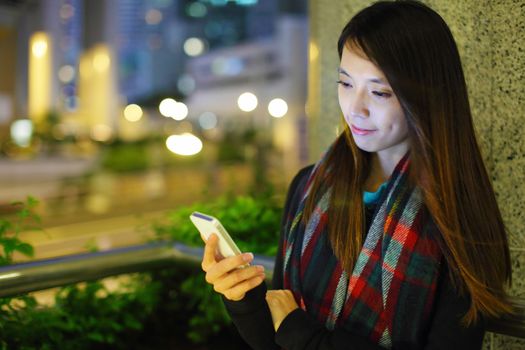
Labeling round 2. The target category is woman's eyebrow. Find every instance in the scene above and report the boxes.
[337,67,350,77]
[338,67,388,85]
[368,77,388,85]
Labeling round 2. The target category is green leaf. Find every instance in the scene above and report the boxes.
[15,243,34,257]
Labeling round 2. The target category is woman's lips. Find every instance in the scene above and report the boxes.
[351,124,376,135]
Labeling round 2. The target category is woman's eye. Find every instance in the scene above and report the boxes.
[372,91,392,98]
[337,80,351,88]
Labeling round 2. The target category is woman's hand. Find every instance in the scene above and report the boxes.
[265,289,299,331]
[201,233,266,301]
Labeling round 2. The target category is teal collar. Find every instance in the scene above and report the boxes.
[363,182,387,205]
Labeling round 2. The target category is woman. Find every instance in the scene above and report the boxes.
[201,1,513,349]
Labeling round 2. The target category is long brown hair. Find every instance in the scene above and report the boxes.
[304,0,512,324]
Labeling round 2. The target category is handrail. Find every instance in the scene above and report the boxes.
[0,242,274,298]
[0,241,522,339]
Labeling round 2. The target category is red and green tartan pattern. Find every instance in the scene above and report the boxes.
[282,153,443,349]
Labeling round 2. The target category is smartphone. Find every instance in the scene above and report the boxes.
[189,211,242,259]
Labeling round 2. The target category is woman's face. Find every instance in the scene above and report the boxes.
[338,45,409,161]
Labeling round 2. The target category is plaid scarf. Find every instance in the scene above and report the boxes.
[282,150,443,349]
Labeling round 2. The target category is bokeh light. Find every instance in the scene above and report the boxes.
[172,102,188,121]
[211,57,243,76]
[10,119,33,147]
[159,98,188,120]
[198,112,217,129]
[268,98,288,118]
[31,36,48,58]
[91,124,113,142]
[166,133,203,156]
[183,37,205,57]
[145,9,163,25]
[237,92,258,112]
[124,104,143,122]
[159,98,177,117]
[93,51,110,72]
[177,74,196,95]
[58,65,75,83]
[186,2,207,17]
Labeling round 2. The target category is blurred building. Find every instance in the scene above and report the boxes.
[0,0,308,168]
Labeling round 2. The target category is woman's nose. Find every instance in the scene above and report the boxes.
[349,91,369,118]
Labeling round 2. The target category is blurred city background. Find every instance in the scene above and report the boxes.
[0,0,308,260]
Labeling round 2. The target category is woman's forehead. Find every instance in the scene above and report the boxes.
[340,45,387,81]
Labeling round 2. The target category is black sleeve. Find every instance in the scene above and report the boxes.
[223,165,314,350]
[223,282,278,350]
[275,309,385,350]
[423,268,485,349]
[274,270,485,350]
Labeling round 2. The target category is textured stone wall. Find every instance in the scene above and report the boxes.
[307,1,525,348]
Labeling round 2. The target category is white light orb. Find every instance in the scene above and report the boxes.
[166,133,203,156]
[159,98,178,118]
[10,119,33,147]
[184,37,205,57]
[172,102,188,120]
[268,98,288,118]
[237,92,258,112]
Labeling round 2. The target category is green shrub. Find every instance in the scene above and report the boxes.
[100,141,151,173]
[0,198,160,349]
[0,196,38,266]
[0,193,283,348]
[153,194,282,256]
[1,276,161,350]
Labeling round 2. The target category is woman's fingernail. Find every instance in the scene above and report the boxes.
[243,253,254,262]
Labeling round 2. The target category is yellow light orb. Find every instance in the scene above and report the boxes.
[124,104,143,122]
[91,124,113,142]
[93,51,110,72]
[31,35,48,58]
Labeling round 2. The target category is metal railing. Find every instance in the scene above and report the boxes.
[0,242,522,339]
[0,242,275,297]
